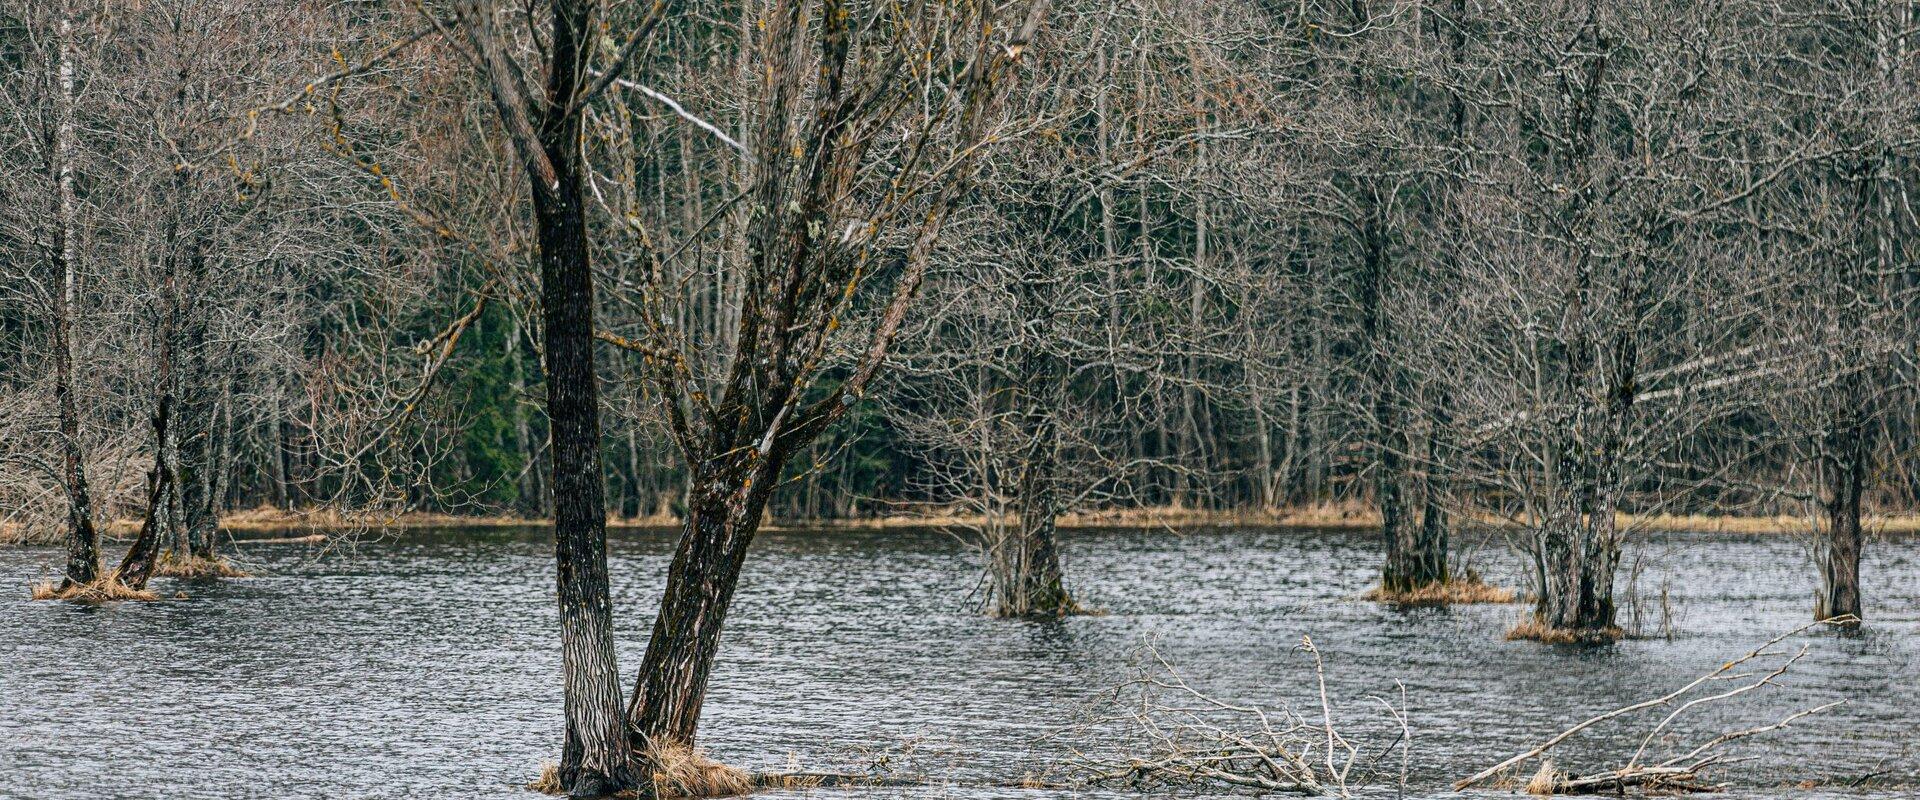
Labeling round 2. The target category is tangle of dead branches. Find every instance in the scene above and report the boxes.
[1062,637,1406,797]
[1458,618,1856,795]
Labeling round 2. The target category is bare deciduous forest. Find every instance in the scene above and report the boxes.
[2,0,1916,798]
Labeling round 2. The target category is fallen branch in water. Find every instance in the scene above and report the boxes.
[1457,617,1855,794]
[1063,637,1399,797]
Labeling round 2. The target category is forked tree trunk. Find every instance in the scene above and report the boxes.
[1529,402,1625,637]
[991,399,1073,617]
[626,456,785,750]
[459,1,641,792]
[117,397,174,592]
[992,501,1072,617]
[984,246,1076,617]
[120,186,189,592]
[1531,479,1622,636]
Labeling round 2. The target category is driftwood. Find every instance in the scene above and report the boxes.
[1065,637,1402,797]
[1457,618,1855,794]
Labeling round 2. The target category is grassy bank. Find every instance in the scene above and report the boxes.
[9,502,1920,545]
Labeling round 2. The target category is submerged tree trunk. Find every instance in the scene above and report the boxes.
[524,5,634,792]
[990,379,1073,616]
[991,478,1073,617]
[1529,407,1626,637]
[1359,213,1446,593]
[50,5,99,591]
[626,456,784,750]
[984,245,1076,617]
[189,379,233,561]
[177,287,219,562]
[1814,384,1867,625]
[116,382,175,592]
[1413,393,1452,583]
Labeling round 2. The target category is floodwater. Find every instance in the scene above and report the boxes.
[2,526,1915,799]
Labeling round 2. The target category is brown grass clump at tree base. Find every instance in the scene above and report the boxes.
[528,742,754,798]
[1505,616,1626,644]
[1362,572,1518,605]
[527,763,564,795]
[29,576,159,602]
[154,553,250,578]
[644,741,753,798]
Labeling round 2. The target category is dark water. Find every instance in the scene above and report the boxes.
[2,526,1915,799]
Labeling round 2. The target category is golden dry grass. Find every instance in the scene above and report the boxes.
[759,501,1389,532]
[527,744,756,799]
[154,554,250,578]
[1506,617,1626,644]
[221,506,551,532]
[1059,500,1384,530]
[29,575,159,602]
[749,773,825,791]
[1362,576,1519,605]
[644,741,754,798]
[1525,761,1563,795]
[1617,510,1920,535]
[527,762,564,795]
[19,502,1919,546]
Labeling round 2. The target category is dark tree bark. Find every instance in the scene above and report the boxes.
[116,373,175,592]
[1358,209,1446,593]
[625,454,785,748]
[993,314,1073,615]
[51,246,99,590]
[189,377,233,561]
[115,461,171,592]
[177,278,219,561]
[1412,394,1452,583]
[1814,413,1865,624]
[522,3,636,794]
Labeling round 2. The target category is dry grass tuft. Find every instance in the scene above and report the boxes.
[1362,575,1518,605]
[1525,760,1563,795]
[154,554,250,578]
[645,741,753,798]
[527,746,764,798]
[29,576,159,602]
[751,773,825,790]
[526,759,560,790]
[1506,617,1626,644]
[527,763,564,796]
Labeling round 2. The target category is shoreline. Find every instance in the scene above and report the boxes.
[210,505,1920,536]
[9,504,1920,545]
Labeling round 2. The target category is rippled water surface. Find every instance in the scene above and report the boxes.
[3,526,1916,799]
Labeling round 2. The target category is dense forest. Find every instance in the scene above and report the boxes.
[2,0,1916,796]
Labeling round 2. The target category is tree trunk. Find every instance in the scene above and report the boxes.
[1413,393,1452,584]
[995,462,1072,617]
[192,378,234,561]
[525,3,634,794]
[117,388,174,592]
[626,456,784,750]
[1814,400,1866,625]
[50,5,100,591]
[1530,424,1622,637]
[991,368,1073,617]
